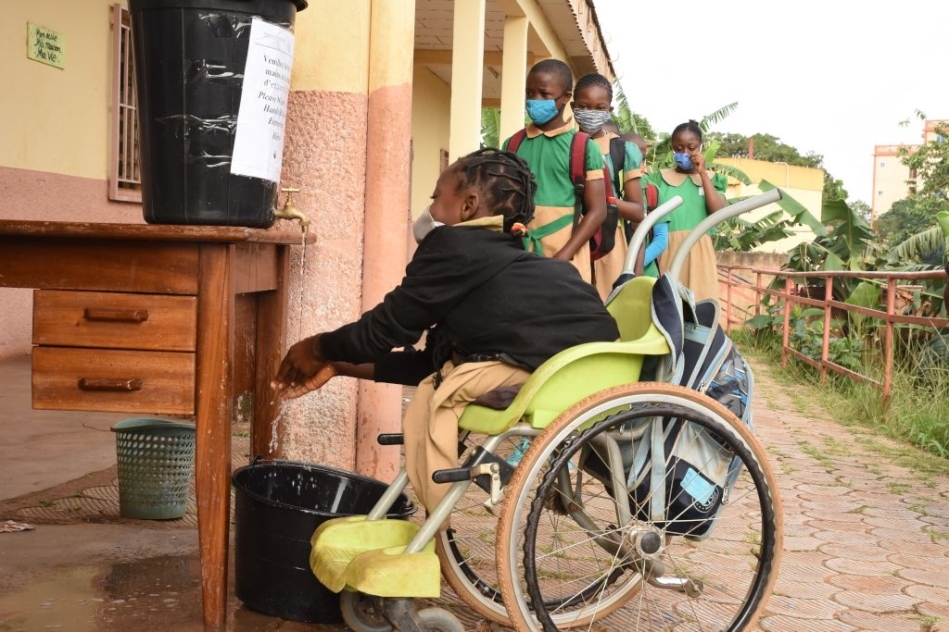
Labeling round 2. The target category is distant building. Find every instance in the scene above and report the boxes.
[716,158,824,253]
[872,119,947,221]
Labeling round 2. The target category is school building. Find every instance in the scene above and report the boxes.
[716,157,825,253]
[872,119,947,222]
[0,0,615,479]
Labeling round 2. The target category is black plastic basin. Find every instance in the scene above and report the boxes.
[232,460,415,623]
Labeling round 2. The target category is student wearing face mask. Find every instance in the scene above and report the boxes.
[501,59,607,283]
[642,120,727,303]
[571,73,650,299]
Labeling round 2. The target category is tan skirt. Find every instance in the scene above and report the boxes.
[401,360,531,513]
[593,222,628,301]
[656,230,719,304]
[528,205,592,283]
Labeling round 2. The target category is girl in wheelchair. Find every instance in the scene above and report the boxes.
[272,147,620,514]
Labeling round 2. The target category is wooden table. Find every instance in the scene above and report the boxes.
[0,220,311,627]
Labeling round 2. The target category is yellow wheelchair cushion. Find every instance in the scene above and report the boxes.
[341,547,441,599]
[310,516,439,597]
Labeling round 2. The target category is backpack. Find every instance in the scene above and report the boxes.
[587,279,754,539]
[507,130,621,261]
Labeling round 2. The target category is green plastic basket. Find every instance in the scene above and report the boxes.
[111,418,196,520]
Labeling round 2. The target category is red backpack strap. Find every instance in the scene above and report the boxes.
[645,182,659,212]
[507,128,528,154]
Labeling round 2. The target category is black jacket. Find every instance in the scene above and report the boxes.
[320,225,620,383]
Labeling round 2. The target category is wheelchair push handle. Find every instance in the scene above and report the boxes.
[667,189,783,283]
[624,195,683,275]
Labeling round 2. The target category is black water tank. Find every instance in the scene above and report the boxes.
[129,0,307,227]
[231,460,416,623]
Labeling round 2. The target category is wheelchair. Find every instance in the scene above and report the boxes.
[309,190,785,632]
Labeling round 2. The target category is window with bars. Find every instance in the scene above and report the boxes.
[109,4,141,202]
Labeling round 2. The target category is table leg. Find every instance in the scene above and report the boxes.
[195,244,234,628]
[253,245,290,459]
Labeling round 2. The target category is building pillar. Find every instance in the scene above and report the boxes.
[355,0,416,481]
[279,1,371,472]
[500,15,529,144]
[448,0,486,160]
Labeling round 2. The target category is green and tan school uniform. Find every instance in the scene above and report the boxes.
[503,120,605,283]
[644,169,728,303]
[592,133,643,301]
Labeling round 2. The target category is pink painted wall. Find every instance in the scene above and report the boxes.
[275,90,370,471]
[0,166,142,358]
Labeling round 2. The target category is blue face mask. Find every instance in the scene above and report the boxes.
[526,99,559,125]
[673,151,694,171]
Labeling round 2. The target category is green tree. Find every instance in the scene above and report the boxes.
[480,107,501,149]
[851,200,872,225]
[899,120,949,198]
[876,116,949,250]
[707,131,848,202]
[612,83,656,141]
[876,196,949,249]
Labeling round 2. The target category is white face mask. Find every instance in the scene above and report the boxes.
[413,206,445,243]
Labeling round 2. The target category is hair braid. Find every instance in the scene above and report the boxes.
[454,148,536,234]
[672,119,703,142]
[574,72,612,102]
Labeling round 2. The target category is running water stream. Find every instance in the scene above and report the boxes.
[267,230,309,455]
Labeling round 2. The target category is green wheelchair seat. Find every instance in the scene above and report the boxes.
[459,276,669,436]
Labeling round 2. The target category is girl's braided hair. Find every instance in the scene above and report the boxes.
[453,148,537,236]
[672,119,703,142]
[574,72,612,102]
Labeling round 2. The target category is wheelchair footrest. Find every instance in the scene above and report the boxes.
[309,515,440,598]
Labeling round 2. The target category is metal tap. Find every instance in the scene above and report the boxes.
[273,187,310,233]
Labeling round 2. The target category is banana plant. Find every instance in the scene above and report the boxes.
[714,181,825,252]
[878,210,949,317]
[480,107,501,149]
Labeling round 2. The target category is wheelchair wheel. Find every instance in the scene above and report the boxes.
[340,591,391,632]
[435,432,537,624]
[435,431,607,628]
[496,382,783,632]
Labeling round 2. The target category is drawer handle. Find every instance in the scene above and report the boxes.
[83,308,149,323]
[78,378,144,392]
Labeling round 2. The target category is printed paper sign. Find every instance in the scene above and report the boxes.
[231,18,295,183]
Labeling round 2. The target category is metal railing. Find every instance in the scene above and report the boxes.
[719,264,949,404]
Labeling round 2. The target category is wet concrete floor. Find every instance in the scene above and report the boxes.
[0,522,351,632]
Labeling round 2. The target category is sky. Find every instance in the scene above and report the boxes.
[594,0,949,204]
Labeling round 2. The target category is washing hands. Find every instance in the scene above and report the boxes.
[272,334,338,399]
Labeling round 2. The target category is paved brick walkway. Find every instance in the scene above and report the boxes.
[748,362,949,632]
[429,358,949,631]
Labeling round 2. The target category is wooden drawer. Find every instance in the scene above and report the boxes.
[32,347,195,414]
[33,290,196,351]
